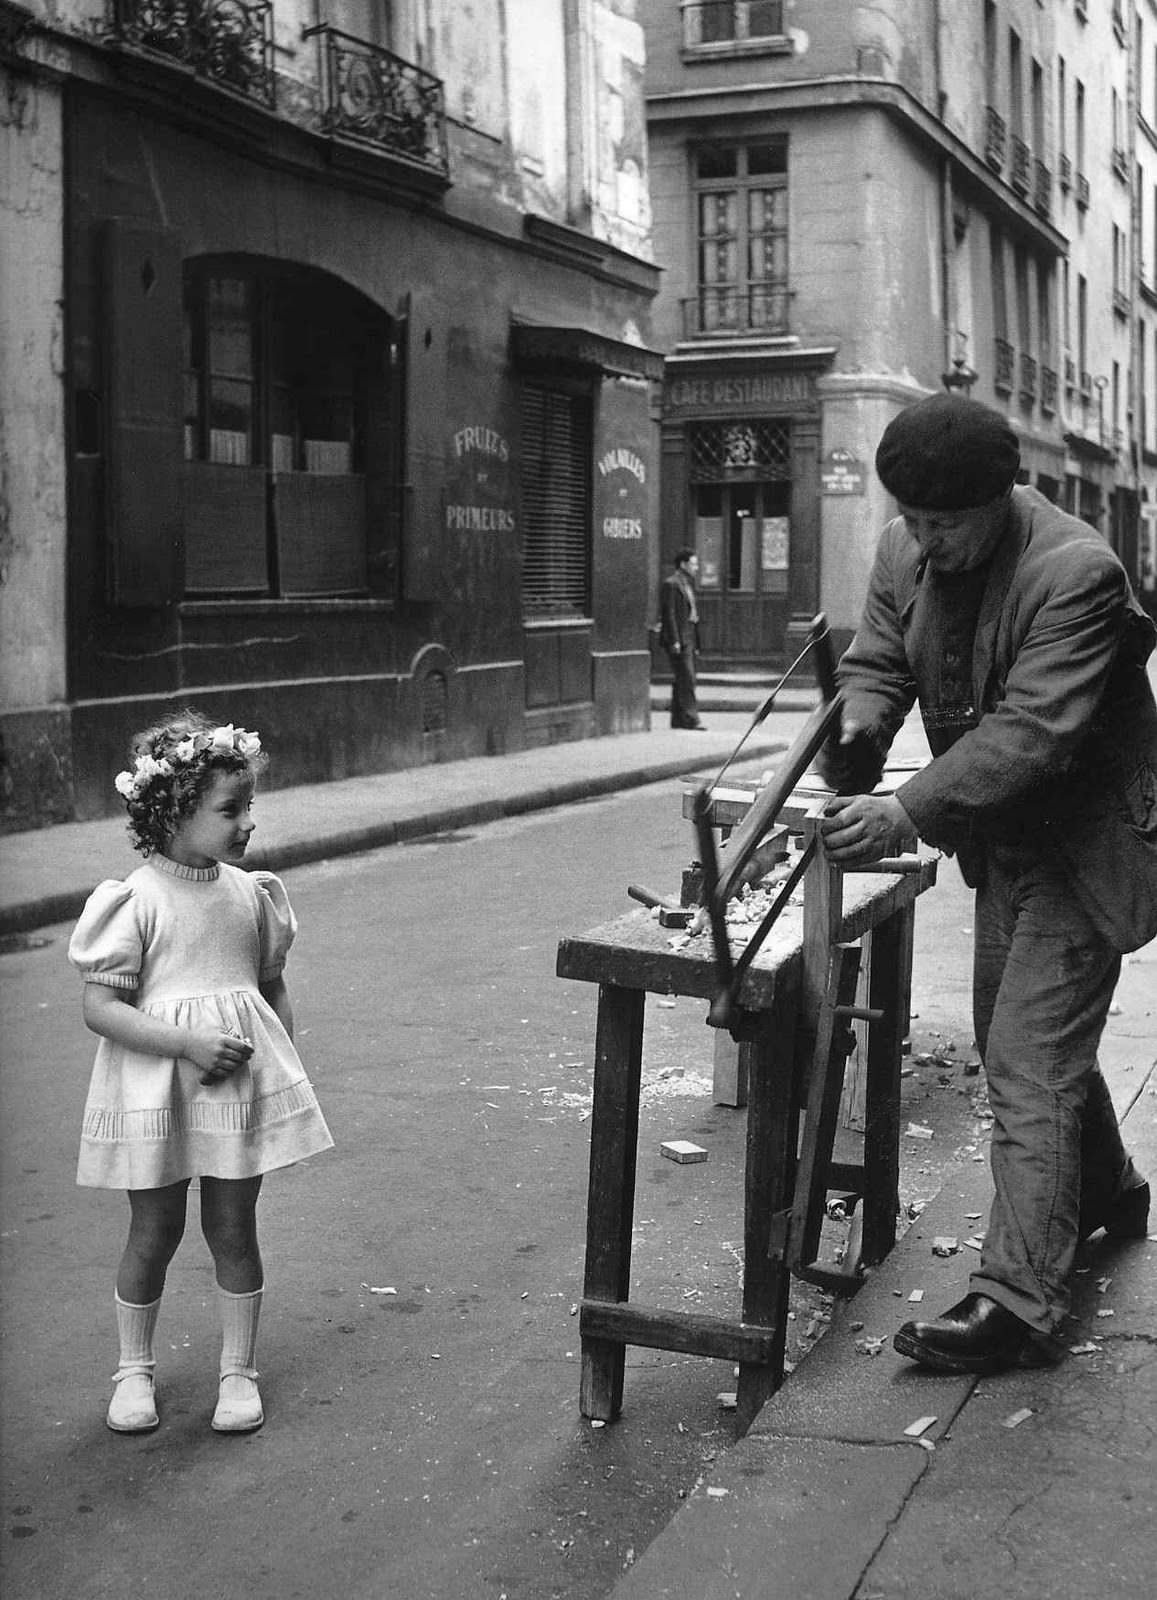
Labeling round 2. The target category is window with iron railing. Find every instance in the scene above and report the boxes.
[1010,137,1031,195]
[109,0,276,109]
[306,24,448,180]
[985,106,1007,172]
[995,338,1015,394]
[691,142,789,337]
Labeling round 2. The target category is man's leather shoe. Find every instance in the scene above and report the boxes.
[893,1292,1057,1375]
[1080,1178,1150,1242]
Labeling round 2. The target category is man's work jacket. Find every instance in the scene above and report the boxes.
[659,570,700,657]
[825,486,1157,952]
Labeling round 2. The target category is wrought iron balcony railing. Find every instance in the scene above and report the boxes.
[1064,354,1076,388]
[308,25,448,180]
[682,0,786,48]
[984,106,1006,173]
[1033,159,1051,219]
[1041,365,1058,414]
[1019,352,1038,403]
[994,337,1015,395]
[1076,172,1090,210]
[1010,136,1031,195]
[681,285,790,338]
[109,0,275,109]
[1058,153,1072,192]
[1113,287,1131,318]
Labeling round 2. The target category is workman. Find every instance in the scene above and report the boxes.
[817,391,1157,1375]
[659,548,707,730]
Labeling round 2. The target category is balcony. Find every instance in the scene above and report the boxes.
[1112,146,1129,182]
[681,1,789,55]
[1041,365,1058,415]
[308,26,448,182]
[1079,369,1092,399]
[1113,287,1130,319]
[1076,172,1090,210]
[108,0,275,108]
[1064,354,1076,389]
[1059,153,1071,192]
[994,337,1015,395]
[1032,159,1051,219]
[1010,136,1031,196]
[1019,352,1038,404]
[984,105,1007,173]
[681,285,790,339]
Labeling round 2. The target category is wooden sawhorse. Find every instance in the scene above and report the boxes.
[556,833,936,1433]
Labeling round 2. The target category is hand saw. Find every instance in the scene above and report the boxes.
[692,613,843,1031]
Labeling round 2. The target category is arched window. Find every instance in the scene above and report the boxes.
[181,258,403,597]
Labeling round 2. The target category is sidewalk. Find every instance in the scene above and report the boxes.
[0,712,790,938]
[610,942,1157,1598]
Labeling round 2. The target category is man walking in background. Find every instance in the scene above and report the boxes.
[659,547,706,730]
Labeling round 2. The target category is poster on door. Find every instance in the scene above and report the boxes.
[761,516,789,571]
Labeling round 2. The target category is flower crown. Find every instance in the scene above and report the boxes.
[114,724,262,800]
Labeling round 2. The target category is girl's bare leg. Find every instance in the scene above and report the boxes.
[117,1181,189,1303]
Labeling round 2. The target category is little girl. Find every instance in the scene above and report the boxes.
[69,710,333,1435]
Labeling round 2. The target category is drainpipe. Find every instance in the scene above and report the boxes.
[932,0,956,385]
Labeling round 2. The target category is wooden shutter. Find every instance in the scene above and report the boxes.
[103,220,185,608]
[520,384,591,616]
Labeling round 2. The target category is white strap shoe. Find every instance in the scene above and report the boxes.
[211,1370,264,1433]
[107,1366,159,1433]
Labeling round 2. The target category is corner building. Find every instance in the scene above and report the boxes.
[0,0,660,829]
[641,0,1151,666]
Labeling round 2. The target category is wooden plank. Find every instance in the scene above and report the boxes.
[790,945,863,1271]
[737,975,801,1429]
[580,984,645,1421]
[712,1028,748,1107]
[861,904,911,1266]
[580,1300,778,1365]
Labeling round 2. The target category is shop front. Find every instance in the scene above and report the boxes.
[659,354,832,667]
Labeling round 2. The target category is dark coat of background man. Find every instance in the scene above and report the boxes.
[659,547,706,730]
[817,391,1157,1376]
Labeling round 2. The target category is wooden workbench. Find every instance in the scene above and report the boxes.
[556,846,937,1432]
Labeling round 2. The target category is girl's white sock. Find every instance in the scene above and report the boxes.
[217,1285,263,1378]
[114,1291,161,1376]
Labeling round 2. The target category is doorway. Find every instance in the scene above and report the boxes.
[689,418,793,660]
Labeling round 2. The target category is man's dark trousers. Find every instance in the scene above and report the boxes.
[667,647,700,728]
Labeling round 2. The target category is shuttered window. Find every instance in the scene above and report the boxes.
[520,383,592,617]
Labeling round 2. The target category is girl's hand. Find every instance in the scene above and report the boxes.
[184,1027,254,1085]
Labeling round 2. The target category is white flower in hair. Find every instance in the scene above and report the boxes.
[210,724,238,752]
[236,729,262,757]
[114,770,136,798]
[174,737,197,762]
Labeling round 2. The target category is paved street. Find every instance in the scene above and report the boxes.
[1,735,978,1600]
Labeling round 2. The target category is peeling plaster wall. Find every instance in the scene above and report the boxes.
[589,0,651,257]
[506,0,569,214]
[0,65,66,711]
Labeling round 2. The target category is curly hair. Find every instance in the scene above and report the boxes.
[119,709,268,857]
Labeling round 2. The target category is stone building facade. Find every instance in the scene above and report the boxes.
[0,0,661,829]
[640,0,1155,666]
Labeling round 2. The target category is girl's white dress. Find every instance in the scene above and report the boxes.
[69,854,334,1189]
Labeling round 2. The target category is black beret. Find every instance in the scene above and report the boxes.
[875,393,1020,510]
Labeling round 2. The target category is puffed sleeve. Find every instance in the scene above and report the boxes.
[252,872,298,981]
[67,880,142,991]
